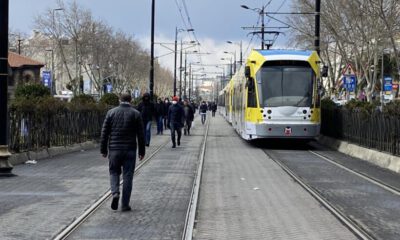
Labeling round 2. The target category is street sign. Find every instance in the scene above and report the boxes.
[42,71,52,89]
[343,75,356,92]
[106,83,113,93]
[384,77,393,92]
[342,64,357,92]
[342,63,356,75]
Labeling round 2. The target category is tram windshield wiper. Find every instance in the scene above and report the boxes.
[295,95,309,107]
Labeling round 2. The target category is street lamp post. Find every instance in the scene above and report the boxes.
[149,0,155,99]
[224,51,236,73]
[221,58,233,78]
[184,51,187,99]
[227,40,243,66]
[179,39,183,98]
[174,28,194,97]
[0,0,13,176]
[241,4,265,50]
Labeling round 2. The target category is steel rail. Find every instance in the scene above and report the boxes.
[182,116,210,240]
[263,150,375,240]
[53,139,170,240]
[309,150,400,196]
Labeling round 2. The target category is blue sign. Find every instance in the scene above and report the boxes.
[384,77,393,92]
[343,75,356,92]
[106,83,113,93]
[42,71,52,89]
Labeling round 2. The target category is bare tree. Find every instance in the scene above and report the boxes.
[289,0,400,101]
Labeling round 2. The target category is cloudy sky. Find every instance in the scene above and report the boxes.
[10,0,295,74]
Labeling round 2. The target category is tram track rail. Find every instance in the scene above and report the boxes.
[263,149,376,240]
[53,115,211,240]
[182,117,210,240]
[52,138,171,240]
[309,150,400,196]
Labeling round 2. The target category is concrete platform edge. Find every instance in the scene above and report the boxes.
[317,135,400,173]
[9,141,99,165]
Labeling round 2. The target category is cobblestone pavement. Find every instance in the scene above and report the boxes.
[310,141,400,191]
[266,147,400,240]
[194,115,358,240]
[0,126,169,240]
[67,116,205,240]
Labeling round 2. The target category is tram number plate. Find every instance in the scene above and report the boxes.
[284,127,292,136]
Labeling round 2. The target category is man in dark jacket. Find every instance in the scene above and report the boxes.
[163,98,171,130]
[155,98,165,135]
[137,92,155,147]
[199,101,208,125]
[168,96,184,148]
[100,93,145,212]
[211,102,217,117]
[183,99,195,135]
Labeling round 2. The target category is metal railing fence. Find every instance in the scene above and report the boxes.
[8,109,107,153]
[321,107,400,156]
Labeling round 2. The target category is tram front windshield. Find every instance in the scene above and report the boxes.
[256,62,314,107]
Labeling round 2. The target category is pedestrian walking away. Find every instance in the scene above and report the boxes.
[100,93,145,212]
[137,92,155,147]
[163,98,171,130]
[168,96,184,148]
[199,101,208,125]
[155,98,165,135]
[211,102,217,117]
[183,99,195,135]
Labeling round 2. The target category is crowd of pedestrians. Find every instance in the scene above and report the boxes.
[100,92,217,211]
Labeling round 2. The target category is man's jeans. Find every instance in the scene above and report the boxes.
[144,121,152,145]
[109,150,136,207]
[170,123,182,145]
[157,116,163,134]
[200,113,206,124]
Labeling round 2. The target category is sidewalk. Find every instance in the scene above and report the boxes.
[67,115,206,239]
[0,125,170,240]
[193,114,358,240]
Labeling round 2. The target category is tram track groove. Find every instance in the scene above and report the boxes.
[309,150,400,196]
[52,138,170,240]
[263,149,375,240]
[182,117,210,240]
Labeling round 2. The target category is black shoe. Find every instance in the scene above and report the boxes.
[111,193,119,210]
[172,144,176,148]
[177,140,180,146]
[121,205,132,212]
[146,143,150,147]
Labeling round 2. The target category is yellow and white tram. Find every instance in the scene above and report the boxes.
[219,49,322,140]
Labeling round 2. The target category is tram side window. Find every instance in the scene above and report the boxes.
[247,78,257,107]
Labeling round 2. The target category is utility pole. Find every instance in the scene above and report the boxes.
[149,0,155,99]
[261,5,265,50]
[0,0,13,176]
[315,0,321,55]
[174,27,178,97]
[179,39,183,99]
[184,51,187,99]
[189,63,192,100]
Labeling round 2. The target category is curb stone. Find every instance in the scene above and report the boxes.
[317,135,400,174]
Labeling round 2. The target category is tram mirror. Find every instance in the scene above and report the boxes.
[245,66,251,78]
[247,78,255,91]
[321,65,328,77]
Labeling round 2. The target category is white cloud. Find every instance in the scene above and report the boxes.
[139,35,256,77]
